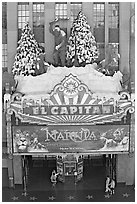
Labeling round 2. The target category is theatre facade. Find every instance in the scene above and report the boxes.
[2,2,135,189]
[4,69,135,187]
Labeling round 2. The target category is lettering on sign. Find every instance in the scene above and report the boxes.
[13,125,129,153]
[45,128,98,142]
[23,105,115,116]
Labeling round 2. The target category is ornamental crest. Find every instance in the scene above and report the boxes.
[49,73,93,105]
[7,74,134,125]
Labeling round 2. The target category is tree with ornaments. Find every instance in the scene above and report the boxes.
[12,23,43,76]
[66,11,99,67]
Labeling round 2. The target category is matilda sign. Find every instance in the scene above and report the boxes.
[13,125,129,154]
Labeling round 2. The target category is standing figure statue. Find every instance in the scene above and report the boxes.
[105,176,112,194]
[37,47,49,75]
[110,179,115,195]
[49,18,67,67]
[50,170,59,187]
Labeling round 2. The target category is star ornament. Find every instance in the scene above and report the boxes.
[68,195,74,200]
[104,194,111,199]
[22,191,28,196]
[65,81,77,95]
[86,195,93,199]
[11,196,19,201]
[48,196,55,201]
[123,193,130,198]
[29,196,37,201]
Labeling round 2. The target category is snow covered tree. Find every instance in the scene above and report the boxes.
[12,23,42,76]
[66,11,99,67]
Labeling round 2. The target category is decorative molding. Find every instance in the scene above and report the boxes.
[6,74,134,125]
[6,111,13,155]
[11,92,23,102]
[119,91,131,100]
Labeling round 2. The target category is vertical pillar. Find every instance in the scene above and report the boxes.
[117,154,127,183]
[129,4,135,91]
[105,2,109,59]
[29,2,33,30]
[13,155,23,184]
[44,2,55,63]
[7,156,14,188]
[7,2,18,73]
[130,112,135,153]
[82,2,94,32]
[6,109,14,187]
[125,154,135,185]
[119,3,130,73]
[67,2,71,37]
[117,153,135,185]
[125,111,135,185]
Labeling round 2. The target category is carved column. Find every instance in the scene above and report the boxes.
[4,82,14,188]
[125,110,135,185]
[6,110,14,187]
[13,155,23,184]
[129,109,135,153]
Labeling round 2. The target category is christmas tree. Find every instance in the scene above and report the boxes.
[66,11,99,67]
[12,23,42,76]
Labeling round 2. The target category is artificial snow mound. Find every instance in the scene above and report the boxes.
[15,64,123,99]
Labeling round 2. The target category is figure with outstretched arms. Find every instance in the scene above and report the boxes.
[49,18,68,67]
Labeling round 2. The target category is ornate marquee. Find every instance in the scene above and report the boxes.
[7,74,134,125]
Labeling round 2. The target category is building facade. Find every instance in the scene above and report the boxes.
[2,2,135,189]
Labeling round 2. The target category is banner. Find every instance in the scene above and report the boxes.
[13,125,129,153]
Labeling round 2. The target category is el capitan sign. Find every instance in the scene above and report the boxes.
[9,74,134,125]
[23,104,115,115]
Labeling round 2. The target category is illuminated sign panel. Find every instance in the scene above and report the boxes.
[9,74,134,125]
[23,105,115,115]
[13,125,129,154]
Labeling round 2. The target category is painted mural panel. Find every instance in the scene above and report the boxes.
[13,125,129,154]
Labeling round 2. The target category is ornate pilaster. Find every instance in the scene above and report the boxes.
[129,93,135,155]
[5,83,14,187]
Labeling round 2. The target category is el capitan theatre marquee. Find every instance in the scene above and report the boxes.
[23,104,115,115]
[7,74,134,155]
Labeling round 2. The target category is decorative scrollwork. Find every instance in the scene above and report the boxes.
[120,91,130,100]
[50,84,64,97]
[78,84,85,92]
[124,106,135,116]
[78,84,93,97]
[7,108,14,115]
[11,92,23,102]
[128,106,135,114]
[58,84,65,92]
[128,151,134,158]
[50,74,80,97]
[50,74,93,101]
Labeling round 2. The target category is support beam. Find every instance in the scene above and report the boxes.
[126,154,135,185]
[119,3,130,73]
[105,2,109,59]
[44,2,55,63]
[117,154,127,183]
[7,157,14,187]
[82,2,94,32]
[117,154,135,185]
[13,155,23,185]
[29,3,33,30]
[7,2,17,73]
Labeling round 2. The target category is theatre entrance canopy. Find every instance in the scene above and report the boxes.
[5,65,135,155]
